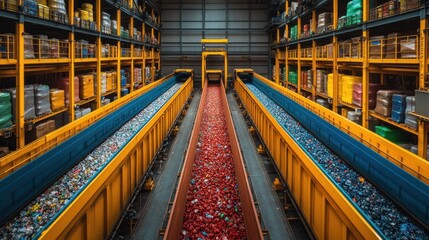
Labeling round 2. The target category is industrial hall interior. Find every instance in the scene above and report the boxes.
[0,0,429,239]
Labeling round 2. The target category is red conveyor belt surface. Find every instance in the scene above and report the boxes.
[181,86,246,239]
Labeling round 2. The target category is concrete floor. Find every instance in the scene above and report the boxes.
[132,93,201,240]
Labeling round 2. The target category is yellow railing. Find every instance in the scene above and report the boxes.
[26,36,69,59]
[369,34,419,60]
[101,44,118,58]
[0,34,15,60]
[338,38,362,59]
[75,41,96,59]
[370,0,420,21]
[121,48,132,58]
[0,0,17,12]
[300,47,312,59]
[316,44,333,59]
[145,50,152,58]
[133,48,143,58]
[288,48,298,59]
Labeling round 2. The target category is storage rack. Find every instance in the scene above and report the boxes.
[271,0,429,160]
[0,0,161,153]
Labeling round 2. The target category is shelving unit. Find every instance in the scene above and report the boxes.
[0,0,161,154]
[270,0,429,160]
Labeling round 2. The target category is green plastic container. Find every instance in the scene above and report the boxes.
[0,92,12,129]
[375,125,408,143]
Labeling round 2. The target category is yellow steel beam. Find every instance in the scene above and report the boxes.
[201,39,228,44]
[418,18,428,159]
[16,22,24,148]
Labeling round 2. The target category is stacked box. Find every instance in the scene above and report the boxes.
[411,145,429,160]
[316,12,332,34]
[120,69,127,87]
[52,77,80,106]
[400,37,417,58]
[352,83,383,108]
[0,92,12,129]
[400,0,419,13]
[5,86,36,121]
[375,125,407,143]
[404,96,417,129]
[327,73,334,97]
[316,70,325,93]
[111,71,117,90]
[134,68,142,83]
[81,107,91,116]
[121,88,129,96]
[79,74,94,99]
[37,3,49,19]
[374,90,401,117]
[341,75,362,104]
[288,71,298,85]
[316,98,329,108]
[391,94,407,123]
[35,119,55,138]
[106,72,113,91]
[34,84,51,116]
[351,37,361,58]
[100,72,107,94]
[369,36,385,59]
[24,34,35,59]
[49,89,65,111]
[347,111,361,124]
[385,33,402,58]
[23,0,37,16]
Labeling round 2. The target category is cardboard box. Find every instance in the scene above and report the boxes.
[35,120,55,138]
[400,37,417,58]
[37,4,49,19]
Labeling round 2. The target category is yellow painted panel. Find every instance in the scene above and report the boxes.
[130,152,136,191]
[110,174,122,225]
[300,169,311,220]
[312,186,324,238]
[326,203,345,240]
[65,217,86,240]
[93,192,106,239]
[287,150,293,185]
[292,157,301,204]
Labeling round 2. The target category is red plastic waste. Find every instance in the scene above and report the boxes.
[181,86,246,240]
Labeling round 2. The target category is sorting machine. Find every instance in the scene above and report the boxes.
[234,69,429,239]
[0,70,193,239]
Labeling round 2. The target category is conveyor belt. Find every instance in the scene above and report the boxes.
[240,73,429,239]
[164,81,263,239]
[0,72,191,239]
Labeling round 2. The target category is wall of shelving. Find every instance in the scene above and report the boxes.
[159,0,270,85]
[0,0,161,156]
[269,0,428,160]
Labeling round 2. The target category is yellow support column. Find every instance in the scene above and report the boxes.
[224,52,228,87]
[418,18,428,159]
[16,22,24,148]
[117,9,121,98]
[130,17,135,92]
[361,0,370,128]
[68,0,75,122]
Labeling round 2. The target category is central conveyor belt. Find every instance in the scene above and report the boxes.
[164,81,263,239]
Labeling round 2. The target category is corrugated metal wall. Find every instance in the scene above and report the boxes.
[160,0,270,87]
